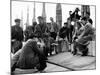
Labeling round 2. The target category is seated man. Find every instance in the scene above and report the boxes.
[58,22,69,52]
[72,17,94,56]
[34,16,50,56]
[59,22,68,39]
[11,38,47,73]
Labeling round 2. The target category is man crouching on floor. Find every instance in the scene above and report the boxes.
[72,17,94,56]
[11,38,47,73]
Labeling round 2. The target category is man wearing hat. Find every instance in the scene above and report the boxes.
[11,19,24,54]
[70,7,81,22]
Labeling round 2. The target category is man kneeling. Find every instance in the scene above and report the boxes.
[11,38,47,73]
[72,17,94,56]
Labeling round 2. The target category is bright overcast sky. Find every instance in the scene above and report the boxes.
[11,1,95,29]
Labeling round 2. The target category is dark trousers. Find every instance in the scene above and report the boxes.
[67,32,73,44]
[50,32,57,40]
[73,42,88,56]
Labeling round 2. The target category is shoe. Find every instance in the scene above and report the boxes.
[81,54,87,56]
[72,51,76,55]
[68,49,71,52]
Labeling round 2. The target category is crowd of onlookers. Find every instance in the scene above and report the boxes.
[11,7,95,73]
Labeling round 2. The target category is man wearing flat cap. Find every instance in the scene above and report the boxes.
[70,7,81,22]
[11,18,24,54]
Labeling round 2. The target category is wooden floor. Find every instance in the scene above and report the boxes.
[13,52,96,74]
[13,41,96,74]
[47,52,95,71]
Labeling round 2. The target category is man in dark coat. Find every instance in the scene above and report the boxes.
[11,19,24,53]
[11,19,23,41]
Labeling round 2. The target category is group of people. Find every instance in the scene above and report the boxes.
[11,15,59,73]
[11,7,95,73]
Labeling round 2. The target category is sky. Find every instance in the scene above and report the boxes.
[11,1,95,30]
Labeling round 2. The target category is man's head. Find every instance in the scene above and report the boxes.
[81,17,87,25]
[69,11,72,15]
[32,21,37,27]
[64,22,67,27]
[15,19,21,26]
[75,7,80,13]
[67,18,71,25]
[87,18,93,25]
[50,17,54,22]
[37,16,44,24]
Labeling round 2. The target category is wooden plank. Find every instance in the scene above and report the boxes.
[46,60,75,71]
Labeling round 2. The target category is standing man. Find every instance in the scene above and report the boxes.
[50,17,59,40]
[66,18,74,44]
[66,18,74,52]
[70,8,81,22]
[11,19,24,54]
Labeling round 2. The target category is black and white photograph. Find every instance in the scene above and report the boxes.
[11,0,96,74]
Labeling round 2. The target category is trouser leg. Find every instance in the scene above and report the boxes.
[50,32,57,40]
[11,62,17,72]
[72,42,78,55]
[81,46,88,56]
